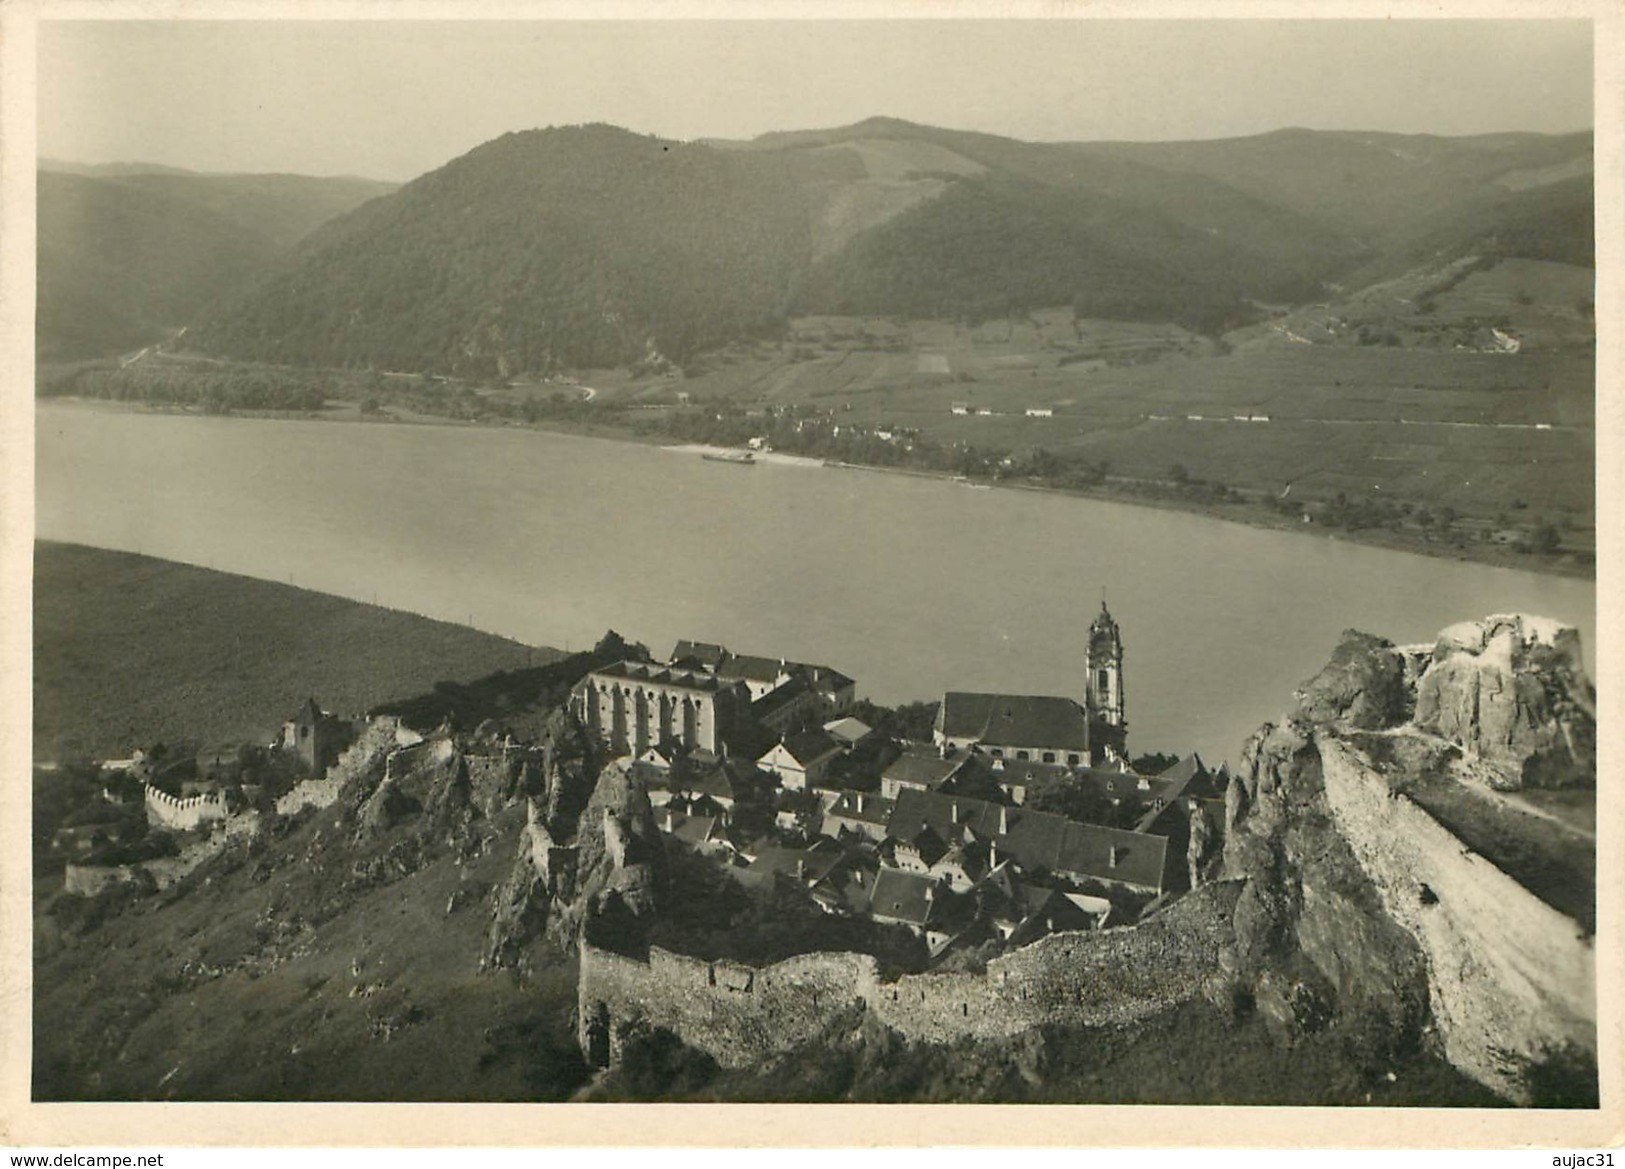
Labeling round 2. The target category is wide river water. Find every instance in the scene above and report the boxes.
[36,403,1596,767]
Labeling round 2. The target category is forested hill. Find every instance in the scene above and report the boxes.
[177,118,1593,376]
[36,166,396,360]
[187,125,818,378]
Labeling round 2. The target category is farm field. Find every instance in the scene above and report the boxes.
[658,310,1594,522]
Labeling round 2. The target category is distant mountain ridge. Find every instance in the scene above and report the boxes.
[61,117,1589,375]
[36,166,397,360]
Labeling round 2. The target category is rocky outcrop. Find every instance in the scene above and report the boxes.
[1220,718,1431,1060]
[1317,735,1595,1104]
[482,712,664,967]
[1293,629,1413,730]
[1412,615,1595,789]
[1223,614,1597,1103]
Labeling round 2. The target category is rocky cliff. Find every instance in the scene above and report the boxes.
[1413,615,1596,790]
[483,709,665,970]
[1223,614,1597,1104]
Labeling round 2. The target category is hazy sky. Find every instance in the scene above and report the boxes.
[39,19,1594,182]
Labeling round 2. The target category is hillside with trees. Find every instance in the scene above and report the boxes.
[90,118,1594,377]
[187,125,817,378]
[36,165,394,360]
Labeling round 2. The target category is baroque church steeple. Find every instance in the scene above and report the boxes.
[1085,600,1127,761]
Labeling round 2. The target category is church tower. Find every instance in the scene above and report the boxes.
[1085,601,1127,762]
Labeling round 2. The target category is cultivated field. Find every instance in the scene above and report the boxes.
[646,307,1594,522]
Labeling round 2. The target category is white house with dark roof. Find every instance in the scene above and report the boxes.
[758,730,844,791]
[751,674,822,735]
[666,640,857,720]
[716,654,798,701]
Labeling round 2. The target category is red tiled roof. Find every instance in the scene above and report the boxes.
[751,674,815,718]
[717,654,788,684]
[822,717,873,745]
[745,845,845,884]
[680,764,736,802]
[663,812,719,847]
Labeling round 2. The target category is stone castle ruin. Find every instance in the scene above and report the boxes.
[577,880,1241,1071]
[572,613,1595,1104]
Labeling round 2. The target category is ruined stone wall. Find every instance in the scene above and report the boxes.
[65,810,262,896]
[578,881,1240,1069]
[276,717,401,817]
[1317,736,1595,1102]
[871,881,1240,1043]
[143,784,227,832]
[579,676,725,757]
[578,943,878,1069]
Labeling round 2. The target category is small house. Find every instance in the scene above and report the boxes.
[821,790,894,843]
[758,730,844,791]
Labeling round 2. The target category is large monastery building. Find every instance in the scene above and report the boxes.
[573,640,858,760]
[571,661,749,757]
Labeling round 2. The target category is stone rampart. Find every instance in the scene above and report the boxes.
[872,881,1240,1043]
[578,881,1240,1069]
[143,784,227,832]
[1317,735,1594,1102]
[579,943,879,1069]
[277,717,401,817]
[64,810,261,896]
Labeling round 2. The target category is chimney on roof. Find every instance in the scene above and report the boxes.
[950,801,960,824]
[924,885,935,903]
[1108,846,1122,869]
[796,858,806,880]
[998,805,1008,834]
[856,793,865,813]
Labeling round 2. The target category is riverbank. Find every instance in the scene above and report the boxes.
[38,395,1595,581]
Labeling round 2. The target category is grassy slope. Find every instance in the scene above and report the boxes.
[33,799,587,1101]
[33,542,555,761]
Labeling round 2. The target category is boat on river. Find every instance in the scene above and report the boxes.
[701,449,756,465]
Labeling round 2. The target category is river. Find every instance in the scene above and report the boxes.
[34,402,1596,767]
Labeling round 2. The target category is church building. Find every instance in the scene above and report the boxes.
[932,601,1128,767]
